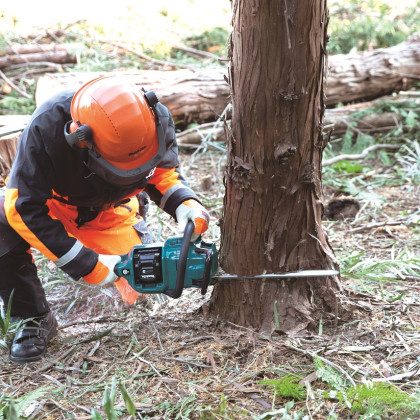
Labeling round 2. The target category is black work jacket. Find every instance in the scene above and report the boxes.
[3,90,197,279]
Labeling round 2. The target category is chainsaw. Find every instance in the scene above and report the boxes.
[114,221,339,299]
[114,221,218,298]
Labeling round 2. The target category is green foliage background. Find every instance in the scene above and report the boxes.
[328,0,419,54]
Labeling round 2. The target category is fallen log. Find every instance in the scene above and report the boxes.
[34,37,420,118]
[0,94,414,180]
[176,95,418,146]
[0,134,20,182]
[3,95,414,152]
[0,43,76,56]
[326,36,420,104]
[0,116,31,178]
[0,44,78,69]
[323,98,411,136]
[36,68,230,125]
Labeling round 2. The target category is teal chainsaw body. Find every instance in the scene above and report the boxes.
[114,221,218,298]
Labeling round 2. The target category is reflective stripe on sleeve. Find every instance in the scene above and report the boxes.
[160,184,194,209]
[54,240,84,268]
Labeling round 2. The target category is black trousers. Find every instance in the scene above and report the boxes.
[0,241,50,317]
[0,190,50,317]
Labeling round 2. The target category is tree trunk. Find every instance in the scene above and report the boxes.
[207,0,340,335]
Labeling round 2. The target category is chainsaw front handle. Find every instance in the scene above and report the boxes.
[164,220,195,298]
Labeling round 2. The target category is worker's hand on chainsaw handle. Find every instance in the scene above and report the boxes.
[83,254,122,286]
[176,199,210,242]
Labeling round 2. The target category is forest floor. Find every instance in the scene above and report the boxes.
[0,147,419,419]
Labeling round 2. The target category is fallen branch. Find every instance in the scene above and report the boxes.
[323,144,401,166]
[98,39,194,70]
[371,368,420,382]
[345,219,405,234]
[172,44,221,61]
[0,69,31,99]
[177,121,226,147]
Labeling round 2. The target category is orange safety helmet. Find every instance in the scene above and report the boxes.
[64,75,166,186]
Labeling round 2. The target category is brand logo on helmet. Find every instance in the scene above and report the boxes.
[128,146,147,156]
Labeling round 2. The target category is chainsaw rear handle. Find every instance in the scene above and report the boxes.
[195,246,214,295]
[164,220,195,298]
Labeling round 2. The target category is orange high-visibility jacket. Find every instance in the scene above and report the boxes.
[4,90,198,280]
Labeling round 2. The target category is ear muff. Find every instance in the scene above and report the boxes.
[143,90,159,109]
[64,120,93,148]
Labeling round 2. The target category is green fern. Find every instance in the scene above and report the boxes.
[314,358,348,391]
[259,374,306,401]
[339,248,420,283]
[0,386,52,418]
[339,383,420,419]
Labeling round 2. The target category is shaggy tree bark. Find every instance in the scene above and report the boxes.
[207,0,340,335]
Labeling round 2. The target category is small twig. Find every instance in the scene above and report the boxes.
[58,316,121,329]
[5,61,65,71]
[291,346,357,387]
[30,344,80,375]
[188,103,231,163]
[323,144,401,166]
[394,330,411,352]
[46,30,64,44]
[162,356,211,369]
[99,39,194,70]
[399,91,420,97]
[371,369,420,382]
[0,69,31,99]
[345,219,405,234]
[137,356,163,376]
[159,335,214,356]
[77,327,115,344]
[172,44,221,61]
[178,121,225,138]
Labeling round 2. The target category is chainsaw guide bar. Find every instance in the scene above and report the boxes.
[213,269,339,280]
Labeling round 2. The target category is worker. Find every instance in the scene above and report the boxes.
[0,75,210,363]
